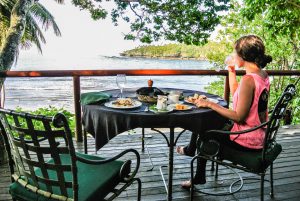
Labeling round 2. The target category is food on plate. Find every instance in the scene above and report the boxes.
[175,104,189,110]
[186,93,207,103]
[112,98,134,106]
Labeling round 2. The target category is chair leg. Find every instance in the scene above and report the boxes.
[83,128,88,154]
[270,163,274,198]
[190,156,197,201]
[136,178,142,201]
[260,174,265,201]
[211,161,215,171]
[215,162,219,179]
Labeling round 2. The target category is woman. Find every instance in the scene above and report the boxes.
[180,35,272,188]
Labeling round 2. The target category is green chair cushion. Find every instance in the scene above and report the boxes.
[80,92,111,105]
[9,152,130,201]
[218,143,282,173]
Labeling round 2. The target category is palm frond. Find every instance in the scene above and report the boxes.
[26,14,46,44]
[29,2,61,36]
[22,15,45,53]
[0,0,14,10]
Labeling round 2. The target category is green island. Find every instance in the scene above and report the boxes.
[120,42,225,60]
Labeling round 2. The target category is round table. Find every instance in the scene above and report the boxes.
[82,88,228,201]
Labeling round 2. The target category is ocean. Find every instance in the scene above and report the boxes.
[5,55,219,111]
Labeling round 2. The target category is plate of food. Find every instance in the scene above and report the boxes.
[169,103,193,111]
[149,104,174,114]
[104,98,142,109]
[184,93,207,104]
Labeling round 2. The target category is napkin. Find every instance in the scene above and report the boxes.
[80,92,111,105]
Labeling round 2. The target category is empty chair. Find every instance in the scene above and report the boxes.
[0,108,141,201]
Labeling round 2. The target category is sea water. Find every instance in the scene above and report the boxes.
[5,55,219,111]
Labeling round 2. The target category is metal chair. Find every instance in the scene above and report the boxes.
[0,108,141,201]
[190,84,296,201]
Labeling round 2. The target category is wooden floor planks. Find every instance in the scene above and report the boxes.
[1,125,300,201]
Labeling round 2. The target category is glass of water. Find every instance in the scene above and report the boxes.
[116,74,126,98]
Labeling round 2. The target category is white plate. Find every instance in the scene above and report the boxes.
[104,100,142,109]
[168,104,193,111]
[184,97,219,104]
[207,98,219,103]
[149,105,174,113]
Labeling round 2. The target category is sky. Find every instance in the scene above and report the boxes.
[18,0,221,61]
[20,0,145,59]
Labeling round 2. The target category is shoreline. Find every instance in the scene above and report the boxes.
[119,54,208,61]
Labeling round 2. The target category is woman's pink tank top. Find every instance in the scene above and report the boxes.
[230,73,270,149]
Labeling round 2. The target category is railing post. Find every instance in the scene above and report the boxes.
[224,75,230,104]
[73,76,83,142]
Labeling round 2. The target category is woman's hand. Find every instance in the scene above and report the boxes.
[194,98,211,108]
[228,65,236,73]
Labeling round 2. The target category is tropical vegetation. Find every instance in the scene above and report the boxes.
[122,0,300,123]
[121,43,223,60]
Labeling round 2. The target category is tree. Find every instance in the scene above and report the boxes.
[205,0,300,123]
[71,0,231,45]
[0,0,63,84]
[0,0,63,164]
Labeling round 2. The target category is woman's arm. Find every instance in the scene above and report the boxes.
[195,75,255,123]
[228,66,239,96]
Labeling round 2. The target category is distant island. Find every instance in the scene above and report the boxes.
[120,42,222,60]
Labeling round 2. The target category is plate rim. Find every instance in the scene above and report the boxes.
[184,97,219,104]
[149,105,174,113]
[207,98,219,103]
[104,100,142,109]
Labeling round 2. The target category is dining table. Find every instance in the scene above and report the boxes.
[82,88,228,201]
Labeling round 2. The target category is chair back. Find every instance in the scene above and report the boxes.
[0,109,78,200]
[263,84,296,158]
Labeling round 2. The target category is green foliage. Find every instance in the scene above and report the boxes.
[242,0,300,38]
[205,77,224,97]
[13,106,75,136]
[72,0,231,45]
[203,0,300,124]
[0,0,62,53]
[121,42,224,59]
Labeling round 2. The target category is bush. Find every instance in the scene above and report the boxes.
[13,106,75,136]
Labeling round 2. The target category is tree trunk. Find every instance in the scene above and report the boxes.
[0,0,33,80]
[0,0,34,164]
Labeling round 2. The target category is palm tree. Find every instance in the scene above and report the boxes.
[0,0,63,164]
[0,0,63,54]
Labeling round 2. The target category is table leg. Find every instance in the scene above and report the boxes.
[142,128,145,152]
[168,127,174,201]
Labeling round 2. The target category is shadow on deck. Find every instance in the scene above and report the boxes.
[1,125,300,201]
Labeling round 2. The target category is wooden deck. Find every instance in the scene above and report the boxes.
[1,125,300,201]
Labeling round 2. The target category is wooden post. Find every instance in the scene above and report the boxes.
[224,75,230,104]
[73,76,83,142]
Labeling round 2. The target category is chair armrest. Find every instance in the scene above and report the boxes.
[13,136,48,143]
[204,121,269,137]
[76,149,140,181]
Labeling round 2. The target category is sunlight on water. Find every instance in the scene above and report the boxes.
[6,56,220,111]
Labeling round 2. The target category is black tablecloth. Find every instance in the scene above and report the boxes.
[82,88,228,150]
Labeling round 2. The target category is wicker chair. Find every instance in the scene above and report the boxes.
[0,109,141,201]
[190,84,296,201]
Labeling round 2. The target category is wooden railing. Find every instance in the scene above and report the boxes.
[1,69,300,142]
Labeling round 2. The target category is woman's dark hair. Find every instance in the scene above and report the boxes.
[234,35,272,68]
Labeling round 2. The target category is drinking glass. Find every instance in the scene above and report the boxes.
[116,74,126,98]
